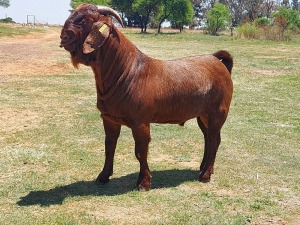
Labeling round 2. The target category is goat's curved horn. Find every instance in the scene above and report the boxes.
[97,6,124,27]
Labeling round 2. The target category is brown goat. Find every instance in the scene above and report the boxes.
[60,4,233,191]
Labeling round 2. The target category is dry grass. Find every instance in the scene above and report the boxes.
[0,26,299,224]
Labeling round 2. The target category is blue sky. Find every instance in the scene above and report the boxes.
[0,0,71,25]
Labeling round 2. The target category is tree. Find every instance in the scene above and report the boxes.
[225,0,247,26]
[206,3,231,35]
[281,0,290,7]
[155,0,174,33]
[262,0,277,18]
[132,0,161,32]
[70,0,111,9]
[190,0,211,28]
[292,0,299,11]
[111,0,135,26]
[169,0,194,32]
[0,0,10,8]
[244,0,263,21]
[156,0,193,33]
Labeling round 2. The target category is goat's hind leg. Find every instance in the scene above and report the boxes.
[198,111,224,183]
[96,119,121,184]
[197,116,208,172]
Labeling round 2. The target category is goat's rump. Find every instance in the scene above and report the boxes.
[213,50,233,74]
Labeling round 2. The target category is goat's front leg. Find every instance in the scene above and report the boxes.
[131,123,152,191]
[96,118,121,184]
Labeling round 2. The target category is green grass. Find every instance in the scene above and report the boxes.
[0,27,299,224]
[0,23,44,37]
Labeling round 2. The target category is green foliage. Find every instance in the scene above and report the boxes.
[70,0,300,30]
[71,0,193,33]
[238,7,299,41]
[132,0,160,14]
[169,0,194,31]
[0,0,10,8]
[111,0,134,14]
[132,0,161,32]
[155,0,176,27]
[206,3,231,35]
[237,21,293,41]
[0,17,14,23]
[70,0,111,9]
[237,22,258,39]
[254,17,270,27]
[273,7,300,30]
[154,0,193,33]
[291,0,299,10]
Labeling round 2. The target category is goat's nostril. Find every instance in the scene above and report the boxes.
[61,35,69,41]
[60,30,76,44]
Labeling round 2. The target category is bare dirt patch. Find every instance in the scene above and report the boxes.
[0,107,41,133]
[0,28,73,76]
[0,28,75,141]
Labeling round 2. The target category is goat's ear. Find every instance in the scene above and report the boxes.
[83,22,110,54]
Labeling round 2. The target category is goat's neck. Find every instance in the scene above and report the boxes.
[91,28,141,100]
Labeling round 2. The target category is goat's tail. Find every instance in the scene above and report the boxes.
[213,50,233,74]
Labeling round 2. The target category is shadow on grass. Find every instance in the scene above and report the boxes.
[17,169,198,207]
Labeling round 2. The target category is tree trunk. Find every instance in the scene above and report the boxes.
[158,18,165,33]
[179,25,183,33]
[144,12,151,33]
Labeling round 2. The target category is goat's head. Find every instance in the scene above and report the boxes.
[60,4,123,67]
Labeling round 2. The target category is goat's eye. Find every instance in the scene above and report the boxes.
[73,15,84,24]
[74,19,83,25]
[76,18,91,25]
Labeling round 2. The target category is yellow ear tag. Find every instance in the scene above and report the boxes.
[99,24,108,33]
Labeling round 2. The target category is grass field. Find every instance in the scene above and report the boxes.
[0,25,299,224]
[0,23,45,37]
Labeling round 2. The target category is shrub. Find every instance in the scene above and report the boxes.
[254,18,270,27]
[236,6,300,41]
[273,7,300,30]
[237,23,258,39]
[237,21,293,41]
[0,17,14,23]
[266,24,292,41]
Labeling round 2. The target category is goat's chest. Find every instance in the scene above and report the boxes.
[96,98,131,125]
[97,99,118,115]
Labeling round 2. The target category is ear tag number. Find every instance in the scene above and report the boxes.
[99,24,108,33]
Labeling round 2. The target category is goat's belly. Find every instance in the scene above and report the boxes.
[151,106,204,125]
[151,115,198,125]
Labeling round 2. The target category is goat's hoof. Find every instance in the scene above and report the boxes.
[137,183,151,191]
[95,173,110,185]
[198,171,211,183]
[137,177,151,191]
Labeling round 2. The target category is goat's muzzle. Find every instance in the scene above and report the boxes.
[60,28,77,52]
